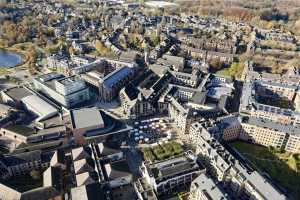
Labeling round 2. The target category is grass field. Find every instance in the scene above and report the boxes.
[216,62,244,78]
[0,68,9,75]
[230,141,300,200]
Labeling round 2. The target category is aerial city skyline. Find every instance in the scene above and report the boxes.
[0,0,299,200]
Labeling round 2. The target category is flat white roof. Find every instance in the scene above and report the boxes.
[71,108,104,129]
[21,95,58,121]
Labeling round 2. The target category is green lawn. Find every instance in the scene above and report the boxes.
[231,141,300,200]
[231,141,275,159]
[216,62,244,78]
[0,68,9,75]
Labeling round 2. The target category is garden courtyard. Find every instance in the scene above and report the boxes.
[141,141,184,163]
